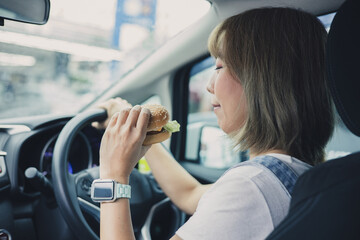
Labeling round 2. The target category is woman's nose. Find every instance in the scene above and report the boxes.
[206,75,215,94]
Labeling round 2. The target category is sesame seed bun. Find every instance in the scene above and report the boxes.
[142,104,171,145]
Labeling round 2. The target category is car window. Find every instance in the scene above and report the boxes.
[0,0,210,119]
[186,57,247,169]
[318,12,336,31]
[326,115,360,160]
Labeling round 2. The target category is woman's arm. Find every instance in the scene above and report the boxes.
[94,98,211,214]
[99,106,151,239]
[170,234,183,240]
[145,144,211,215]
[100,187,134,240]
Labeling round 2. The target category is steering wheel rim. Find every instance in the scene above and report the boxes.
[52,108,107,240]
[52,108,182,239]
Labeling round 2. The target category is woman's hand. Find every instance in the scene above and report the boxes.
[99,105,151,183]
[92,97,132,129]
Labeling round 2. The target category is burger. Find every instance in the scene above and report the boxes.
[143,104,180,145]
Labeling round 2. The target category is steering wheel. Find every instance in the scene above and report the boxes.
[52,109,182,240]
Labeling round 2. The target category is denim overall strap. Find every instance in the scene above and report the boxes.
[251,155,298,197]
[237,155,298,197]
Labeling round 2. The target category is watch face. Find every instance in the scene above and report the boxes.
[91,180,114,202]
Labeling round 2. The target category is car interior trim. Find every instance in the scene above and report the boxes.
[78,197,100,223]
[0,125,31,135]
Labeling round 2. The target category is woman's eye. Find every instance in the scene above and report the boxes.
[215,66,223,71]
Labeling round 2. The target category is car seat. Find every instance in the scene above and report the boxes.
[266,0,360,239]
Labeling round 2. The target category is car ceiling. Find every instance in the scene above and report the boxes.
[89,0,346,110]
[210,0,344,17]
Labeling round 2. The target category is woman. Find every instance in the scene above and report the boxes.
[96,7,334,240]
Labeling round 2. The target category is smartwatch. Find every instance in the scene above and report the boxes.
[91,179,131,202]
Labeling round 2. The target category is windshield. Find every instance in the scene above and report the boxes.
[0,0,210,119]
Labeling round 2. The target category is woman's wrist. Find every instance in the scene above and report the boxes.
[100,172,130,185]
[114,177,130,185]
[100,165,130,183]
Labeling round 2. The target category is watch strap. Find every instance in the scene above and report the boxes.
[115,183,131,199]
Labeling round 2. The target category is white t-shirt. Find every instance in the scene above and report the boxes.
[176,154,311,240]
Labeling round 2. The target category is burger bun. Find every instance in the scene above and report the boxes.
[142,104,171,145]
[143,104,169,131]
[143,131,171,146]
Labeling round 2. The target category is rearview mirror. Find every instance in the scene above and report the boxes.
[0,0,50,26]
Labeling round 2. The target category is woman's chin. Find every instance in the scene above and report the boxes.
[216,119,229,134]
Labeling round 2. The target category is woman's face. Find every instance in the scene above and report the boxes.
[207,58,247,134]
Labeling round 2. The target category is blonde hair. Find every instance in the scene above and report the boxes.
[208,8,334,165]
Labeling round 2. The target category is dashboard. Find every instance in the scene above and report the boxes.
[0,115,103,195]
[0,114,106,239]
[0,113,183,240]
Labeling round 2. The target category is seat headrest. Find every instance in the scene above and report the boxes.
[327,0,360,137]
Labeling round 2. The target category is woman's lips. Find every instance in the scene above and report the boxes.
[212,104,221,111]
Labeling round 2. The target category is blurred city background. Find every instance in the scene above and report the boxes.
[0,0,210,119]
